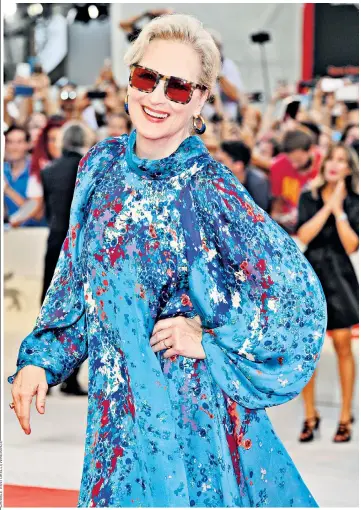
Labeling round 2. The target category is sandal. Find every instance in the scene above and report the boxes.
[299,414,321,443]
[333,417,353,443]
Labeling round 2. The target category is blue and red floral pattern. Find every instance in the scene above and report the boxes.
[9,129,327,507]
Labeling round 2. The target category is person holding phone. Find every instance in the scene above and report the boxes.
[296,143,359,443]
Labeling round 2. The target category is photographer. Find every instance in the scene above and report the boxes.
[119,9,174,42]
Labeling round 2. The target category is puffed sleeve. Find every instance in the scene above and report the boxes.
[7,136,126,387]
[180,163,328,410]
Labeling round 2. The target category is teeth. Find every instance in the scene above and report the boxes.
[143,106,168,119]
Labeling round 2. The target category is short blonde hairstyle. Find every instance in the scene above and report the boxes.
[123,13,221,92]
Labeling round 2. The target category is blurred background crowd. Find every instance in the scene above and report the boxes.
[3,3,359,236]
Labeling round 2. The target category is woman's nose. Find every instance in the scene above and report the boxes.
[148,79,167,103]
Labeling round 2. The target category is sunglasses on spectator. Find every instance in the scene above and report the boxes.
[129,64,207,105]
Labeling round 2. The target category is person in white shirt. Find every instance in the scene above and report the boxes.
[202,29,244,121]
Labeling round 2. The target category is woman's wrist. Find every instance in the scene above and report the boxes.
[333,206,344,217]
[323,202,334,215]
[335,211,348,221]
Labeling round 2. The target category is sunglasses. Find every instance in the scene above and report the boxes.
[129,64,207,105]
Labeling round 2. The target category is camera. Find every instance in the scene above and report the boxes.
[250,32,270,45]
[87,90,107,100]
[248,91,263,103]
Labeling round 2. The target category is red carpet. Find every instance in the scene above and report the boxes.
[4,485,79,507]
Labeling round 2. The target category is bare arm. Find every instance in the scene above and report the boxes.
[334,209,359,255]
[297,203,333,245]
[17,97,34,126]
[119,13,147,33]
[4,83,15,126]
[119,9,172,33]
[256,85,289,141]
[218,75,239,102]
[257,100,277,141]
[4,183,27,208]
[9,197,44,228]
[251,151,271,173]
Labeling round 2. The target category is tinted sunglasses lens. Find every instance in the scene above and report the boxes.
[132,67,157,91]
[166,77,192,103]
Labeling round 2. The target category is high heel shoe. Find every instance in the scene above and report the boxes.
[333,416,354,443]
[299,414,321,442]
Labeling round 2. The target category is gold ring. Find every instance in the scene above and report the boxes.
[163,339,171,349]
[9,402,15,410]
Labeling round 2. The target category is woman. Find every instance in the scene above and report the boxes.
[26,112,48,153]
[297,143,359,443]
[9,14,327,507]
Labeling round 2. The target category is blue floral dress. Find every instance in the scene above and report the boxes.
[9,130,327,508]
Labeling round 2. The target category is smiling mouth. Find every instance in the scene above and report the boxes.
[142,106,169,120]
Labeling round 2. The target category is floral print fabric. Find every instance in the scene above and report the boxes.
[9,130,327,507]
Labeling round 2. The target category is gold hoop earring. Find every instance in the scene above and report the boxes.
[193,115,206,135]
[124,95,129,115]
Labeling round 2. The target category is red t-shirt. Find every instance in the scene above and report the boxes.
[270,150,322,233]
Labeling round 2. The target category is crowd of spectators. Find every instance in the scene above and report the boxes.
[3,16,359,242]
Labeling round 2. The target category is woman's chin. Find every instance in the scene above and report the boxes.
[134,122,177,142]
[325,174,341,183]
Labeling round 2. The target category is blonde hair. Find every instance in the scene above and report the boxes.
[123,13,221,92]
[309,143,359,199]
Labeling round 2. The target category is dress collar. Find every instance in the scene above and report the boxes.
[125,129,209,180]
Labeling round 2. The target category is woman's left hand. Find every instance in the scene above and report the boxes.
[330,179,347,215]
[150,316,205,359]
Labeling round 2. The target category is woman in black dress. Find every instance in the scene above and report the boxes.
[296,143,359,443]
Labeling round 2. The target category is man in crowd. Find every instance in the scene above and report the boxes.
[4,125,44,226]
[41,121,95,396]
[270,129,320,235]
[216,140,271,212]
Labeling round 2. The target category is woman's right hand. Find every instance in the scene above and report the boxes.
[324,180,347,214]
[11,365,49,435]
[4,83,15,103]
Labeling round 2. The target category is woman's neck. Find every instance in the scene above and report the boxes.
[135,128,190,160]
[321,181,337,198]
[323,181,337,191]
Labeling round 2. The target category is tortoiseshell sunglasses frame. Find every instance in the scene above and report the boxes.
[129,64,208,105]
